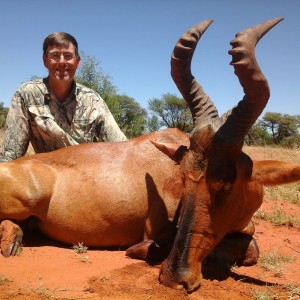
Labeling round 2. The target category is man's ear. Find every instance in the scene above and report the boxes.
[150,140,188,163]
[75,54,81,68]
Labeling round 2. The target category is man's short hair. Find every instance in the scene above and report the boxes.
[43,32,79,55]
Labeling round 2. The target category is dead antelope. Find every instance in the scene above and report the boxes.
[1,17,298,293]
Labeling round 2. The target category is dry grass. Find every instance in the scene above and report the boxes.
[0,274,12,285]
[255,205,300,228]
[259,250,295,273]
[244,146,300,163]
[73,242,89,263]
[264,183,300,206]
[252,285,300,300]
[252,247,299,300]
[244,146,300,206]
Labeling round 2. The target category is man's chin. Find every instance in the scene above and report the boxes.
[55,75,71,81]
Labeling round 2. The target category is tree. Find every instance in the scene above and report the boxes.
[246,112,300,146]
[245,121,272,146]
[147,115,161,133]
[75,51,117,101]
[107,94,147,138]
[261,112,300,144]
[0,102,8,128]
[75,52,147,137]
[148,93,193,132]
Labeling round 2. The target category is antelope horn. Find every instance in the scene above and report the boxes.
[217,17,284,146]
[171,20,219,127]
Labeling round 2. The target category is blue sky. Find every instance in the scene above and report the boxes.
[0,0,299,116]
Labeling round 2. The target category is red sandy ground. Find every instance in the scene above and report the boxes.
[0,199,299,300]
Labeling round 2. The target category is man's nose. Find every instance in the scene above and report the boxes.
[58,54,67,62]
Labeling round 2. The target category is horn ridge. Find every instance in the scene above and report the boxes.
[217,18,284,145]
[171,20,219,126]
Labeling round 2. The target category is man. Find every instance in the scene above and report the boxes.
[0,32,127,162]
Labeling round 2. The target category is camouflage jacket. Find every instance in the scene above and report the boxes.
[0,78,127,162]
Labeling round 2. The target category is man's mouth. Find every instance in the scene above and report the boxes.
[55,70,70,81]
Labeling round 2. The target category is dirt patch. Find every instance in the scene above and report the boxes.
[0,201,299,299]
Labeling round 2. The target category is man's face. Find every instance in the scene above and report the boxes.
[43,43,80,82]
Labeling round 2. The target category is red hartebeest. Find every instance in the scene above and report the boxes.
[1,18,298,293]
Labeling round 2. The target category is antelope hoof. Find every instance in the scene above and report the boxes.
[126,240,156,260]
[0,220,23,257]
[207,232,259,266]
[241,236,259,266]
[126,239,171,261]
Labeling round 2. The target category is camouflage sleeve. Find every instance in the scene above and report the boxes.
[0,91,30,162]
[99,112,128,142]
[93,96,127,142]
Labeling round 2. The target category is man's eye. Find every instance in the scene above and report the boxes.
[52,53,61,59]
[48,52,75,61]
[48,53,60,59]
[64,54,73,60]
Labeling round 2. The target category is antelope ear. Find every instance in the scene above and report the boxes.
[150,140,188,163]
[253,160,300,186]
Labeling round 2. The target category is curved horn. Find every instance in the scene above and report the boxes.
[171,20,219,127]
[217,17,284,145]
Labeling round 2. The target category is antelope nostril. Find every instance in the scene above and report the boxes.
[178,271,203,293]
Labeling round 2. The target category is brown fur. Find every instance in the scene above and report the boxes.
[0,129,188,247]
